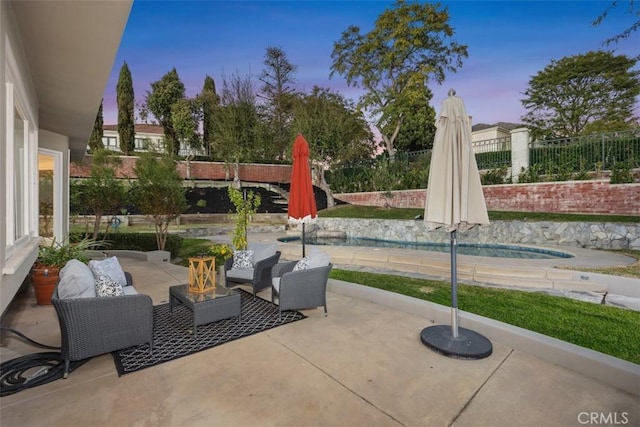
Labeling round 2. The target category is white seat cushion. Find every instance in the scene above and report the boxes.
[272,277,281,293]
[122,286,138,296]
[226,269,254,281]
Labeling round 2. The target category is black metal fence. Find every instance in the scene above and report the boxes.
[528,129,640,174]
[329,129,639,192]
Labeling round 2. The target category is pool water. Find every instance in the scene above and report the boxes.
[278,236,573,260]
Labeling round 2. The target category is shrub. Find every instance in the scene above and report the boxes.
[610,160,634,184]
[70,232,183,260]
[517,164,544,183]
[481,166,509,185]
[207,243,234,267]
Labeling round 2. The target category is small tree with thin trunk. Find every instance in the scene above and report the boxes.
[132,152,187,251]
[83,149,126,239]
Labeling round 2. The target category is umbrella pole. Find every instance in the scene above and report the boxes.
[420,228,492,359]
[302,223,306,258]
[450,230,459,338]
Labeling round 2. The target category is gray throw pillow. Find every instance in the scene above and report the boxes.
[250,242,277,265]
[58,259,97,299]
[89,256,127,287]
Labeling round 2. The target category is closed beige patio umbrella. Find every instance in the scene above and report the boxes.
[421,89,492,359]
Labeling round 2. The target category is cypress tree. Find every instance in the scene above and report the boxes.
[117,61,135,155]
[88,99,104,152]
[202,75,218,157]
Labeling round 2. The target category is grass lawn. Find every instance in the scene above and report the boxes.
[330,269,640,365]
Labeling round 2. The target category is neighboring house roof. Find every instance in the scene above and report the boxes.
[10,1,132,161]
[104,124,165,135]
[472,122,523,132]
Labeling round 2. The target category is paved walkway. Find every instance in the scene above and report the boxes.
[1,256,638,427]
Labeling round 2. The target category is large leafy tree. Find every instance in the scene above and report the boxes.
[593,0,640,58]
[132,152,187,251]
[201,75,219,157]
[521,50,640,139]
[146,68,186,155]
[259,46,298,160]
[330,0,467,155]
[117,62,135,155]
[211,72,264,183]
[382,81,437,152]
[171,98,201,151]
[291,86,375,206]
[88,99,104,152]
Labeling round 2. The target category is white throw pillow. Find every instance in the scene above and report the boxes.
[232,250,254,270]
[89,256,127,287]
[250,242,277,265]
[307,248,331,269]
[95,274,125,297]
[293,257,310,271]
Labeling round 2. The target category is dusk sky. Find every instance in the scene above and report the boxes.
[102,0,639,127]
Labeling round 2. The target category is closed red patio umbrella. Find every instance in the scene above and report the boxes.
[288,134,317,257]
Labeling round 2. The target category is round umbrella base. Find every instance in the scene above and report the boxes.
[420,325,492,360]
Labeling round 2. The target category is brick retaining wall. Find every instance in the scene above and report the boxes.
[335,181,640,216]
[70,157,639,216]
[70,156,292,183]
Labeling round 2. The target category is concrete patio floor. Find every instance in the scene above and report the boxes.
[1,252,638,427]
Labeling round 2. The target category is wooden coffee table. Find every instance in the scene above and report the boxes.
[169,285,241,337]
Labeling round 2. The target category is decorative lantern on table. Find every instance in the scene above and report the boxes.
[188,256,216,293]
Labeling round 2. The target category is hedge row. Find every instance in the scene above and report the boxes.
[70,232,183,260]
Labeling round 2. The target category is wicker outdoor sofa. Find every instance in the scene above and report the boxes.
[51,259,153,378]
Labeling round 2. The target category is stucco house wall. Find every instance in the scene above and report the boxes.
[0,1,131,318]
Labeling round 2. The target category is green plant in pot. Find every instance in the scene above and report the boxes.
[30,238,102,305]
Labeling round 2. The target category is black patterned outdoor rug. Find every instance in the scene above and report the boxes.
[112,289,305,375]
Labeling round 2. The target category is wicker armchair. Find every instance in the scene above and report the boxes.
[51,272,153,378]
[224,244,281,297]
[271,261,333,320]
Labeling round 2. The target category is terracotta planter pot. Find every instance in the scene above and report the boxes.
[30,267,60,305]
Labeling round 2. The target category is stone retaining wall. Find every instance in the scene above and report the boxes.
[315,218,640,250]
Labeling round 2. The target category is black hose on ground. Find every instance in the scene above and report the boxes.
[0,326,87,397]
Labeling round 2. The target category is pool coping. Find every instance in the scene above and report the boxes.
[274,239,640,299]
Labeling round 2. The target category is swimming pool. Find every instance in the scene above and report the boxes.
[277,236,574,260]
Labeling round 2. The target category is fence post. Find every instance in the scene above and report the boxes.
[510,127,530,182]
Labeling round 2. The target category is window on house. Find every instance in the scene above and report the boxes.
[13,107,26,240]
[135,138,146,150]
[102,136,118,150]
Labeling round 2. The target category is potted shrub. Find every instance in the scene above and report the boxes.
[30,238,101,305]
[207,243,234,287]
